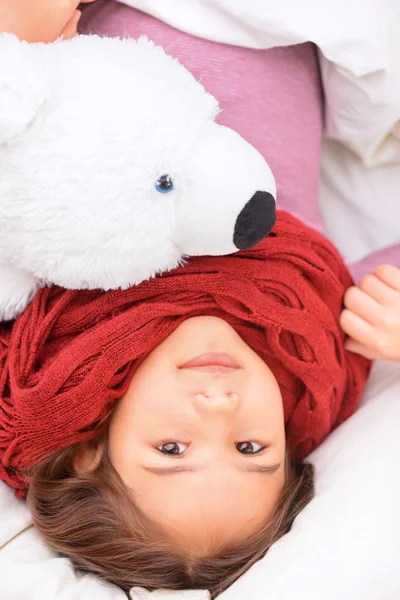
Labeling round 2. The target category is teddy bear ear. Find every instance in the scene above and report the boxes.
[0,34,47,144]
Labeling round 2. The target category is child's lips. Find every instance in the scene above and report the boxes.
[179,353,241,373]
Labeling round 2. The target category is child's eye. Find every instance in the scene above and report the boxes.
[157,442,188,455]
[236,441,264,454]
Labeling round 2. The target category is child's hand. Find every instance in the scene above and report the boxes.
[0,0,95,44]
[340,265,400,362]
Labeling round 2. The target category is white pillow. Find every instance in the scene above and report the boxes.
[1,361,399,600]
[319,138,400,263]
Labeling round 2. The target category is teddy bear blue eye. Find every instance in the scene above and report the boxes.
[155,174,174,194]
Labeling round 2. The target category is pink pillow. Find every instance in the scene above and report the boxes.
[79,1,325,234]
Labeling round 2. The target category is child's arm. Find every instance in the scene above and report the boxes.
[340,265,400,361]
[0,0,95,43]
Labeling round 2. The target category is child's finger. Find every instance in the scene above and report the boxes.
[343,286,382,325]
[340,309,374,347]
[344,338,377,360]
[374,265,400,292]
[358,273,398,306]
[60,9,81,40]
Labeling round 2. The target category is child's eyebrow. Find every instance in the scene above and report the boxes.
[142,463,281,475]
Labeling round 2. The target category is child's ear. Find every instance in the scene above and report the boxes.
[73,438,106,475]
[0,34,48,144]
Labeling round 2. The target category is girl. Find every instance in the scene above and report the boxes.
[1,0,399,596]
[0,214,370,595]
[2,213,400,595]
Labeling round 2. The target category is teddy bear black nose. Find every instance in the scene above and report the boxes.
[233,191,276,251]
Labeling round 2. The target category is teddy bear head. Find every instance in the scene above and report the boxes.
[0,34,276,293]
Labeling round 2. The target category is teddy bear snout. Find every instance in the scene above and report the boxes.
[233,191,276,250]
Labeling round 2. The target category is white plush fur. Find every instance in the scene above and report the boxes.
[0,34,276,321]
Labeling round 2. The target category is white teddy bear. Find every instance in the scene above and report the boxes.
[0,33,276,321]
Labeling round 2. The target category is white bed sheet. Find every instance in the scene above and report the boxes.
[1,360,400,600]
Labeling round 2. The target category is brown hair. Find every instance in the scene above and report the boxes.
[27,441,314,598]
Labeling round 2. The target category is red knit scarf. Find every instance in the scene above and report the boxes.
[0,212,371,497]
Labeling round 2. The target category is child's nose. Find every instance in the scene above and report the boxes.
[193,390,239,416]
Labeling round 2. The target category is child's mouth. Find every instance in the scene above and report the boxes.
[179,353,241,373]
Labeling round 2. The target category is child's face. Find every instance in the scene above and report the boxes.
[108,316,286,554]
